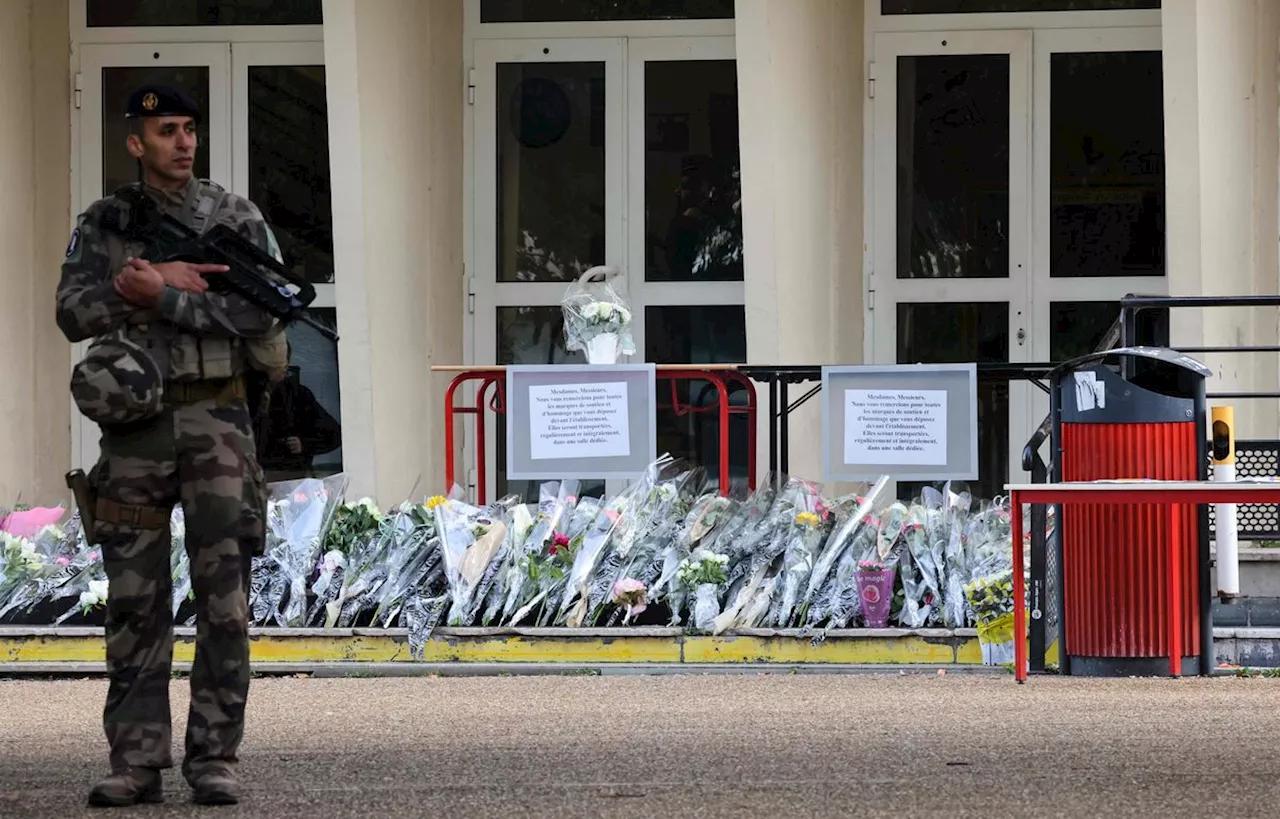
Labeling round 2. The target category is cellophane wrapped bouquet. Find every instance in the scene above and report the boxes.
[560,265,636,364]
[1,463,1025,659]
[962,498,1018,665]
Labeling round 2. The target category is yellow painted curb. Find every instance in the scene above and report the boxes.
[0,628,1041,666]
[683,635,958,664]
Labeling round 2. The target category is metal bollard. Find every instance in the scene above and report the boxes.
[1211,406,1240,602]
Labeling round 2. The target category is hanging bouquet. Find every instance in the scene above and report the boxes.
[561,265,636,364]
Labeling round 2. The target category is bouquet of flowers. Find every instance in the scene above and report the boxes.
[801,478,891,629]
[770,484,833,628]
[962,498,1018,665]
[560,265,636,364]
[649,493,736,626]
[437,496,509,627]
[611,577,648,625]
[255,474,348,627]
[677,548,730,632]
[558,490,630,628]
[497,480,579,626]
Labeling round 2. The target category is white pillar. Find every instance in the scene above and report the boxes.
[1162,0,1280,441]
[0,0,71,505]
[323,0,465,505]
[735,0,865,485]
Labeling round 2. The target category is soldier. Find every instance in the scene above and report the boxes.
[55,85,288,808]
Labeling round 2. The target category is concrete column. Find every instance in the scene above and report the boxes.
[0,0,70,505]
[1163,0,1280,440]
[323,0,465,505]
[735,0,865,484]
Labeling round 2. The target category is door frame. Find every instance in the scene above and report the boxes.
[869,29,1035,492]
[71,42,233,472]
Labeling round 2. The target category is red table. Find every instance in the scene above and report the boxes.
[434,365,757,503]
[1006,480,1280,683]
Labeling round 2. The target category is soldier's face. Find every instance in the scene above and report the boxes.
[129,116,198,186]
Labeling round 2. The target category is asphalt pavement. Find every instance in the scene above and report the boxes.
[2,671,1279,818]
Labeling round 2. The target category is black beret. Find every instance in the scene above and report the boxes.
[124,85,201,121]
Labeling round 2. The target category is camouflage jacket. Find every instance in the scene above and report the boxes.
[55,177,287,382]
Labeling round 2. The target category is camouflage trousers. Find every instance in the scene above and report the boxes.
[89,389,267,783]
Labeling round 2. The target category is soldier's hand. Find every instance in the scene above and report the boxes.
[285,436,303,455]
[150,260,227,293]
[113,260,166,305]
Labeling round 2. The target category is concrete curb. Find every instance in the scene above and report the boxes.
[3,625,1278,670]
[0,625,1008,667]
[0,661,1010,678]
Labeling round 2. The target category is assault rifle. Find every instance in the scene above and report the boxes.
[105,187,338,343]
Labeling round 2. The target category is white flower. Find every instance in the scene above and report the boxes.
[79,578,109,610]
[321,549,347,574]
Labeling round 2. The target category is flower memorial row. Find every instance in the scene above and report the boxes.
[0,455,1035,664]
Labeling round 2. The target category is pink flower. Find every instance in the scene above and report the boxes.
[55,556,70,566]
[1,506,64,539]
[605,509,621,523]
[611,578,648,621]
[549,533,571,556]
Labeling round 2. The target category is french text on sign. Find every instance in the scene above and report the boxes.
[528,382,632,461]
[844,389,947,466]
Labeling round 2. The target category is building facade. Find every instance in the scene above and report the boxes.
[0,0,1275,508]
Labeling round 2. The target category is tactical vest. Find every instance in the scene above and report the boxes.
[70,179,287,427]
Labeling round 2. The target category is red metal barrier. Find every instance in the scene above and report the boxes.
[1059,421,1200,663]
[434,365,756,504]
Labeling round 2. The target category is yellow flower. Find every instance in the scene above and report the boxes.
[795,512,821,528]
[425,495,448,510]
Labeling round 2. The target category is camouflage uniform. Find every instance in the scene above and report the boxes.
[56,176,286,791]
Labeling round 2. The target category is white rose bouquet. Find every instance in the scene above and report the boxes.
[561,265,636,364]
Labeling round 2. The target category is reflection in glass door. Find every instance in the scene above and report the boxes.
[871,31,1032,500]
[73,44,231,472]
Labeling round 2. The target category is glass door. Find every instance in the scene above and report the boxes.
[1029,27,1167,384]
[627,36,748,495]
[73,43,231,471]
[232,41,343,483]
[871,31,1033,500]
[472,38,626,501]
